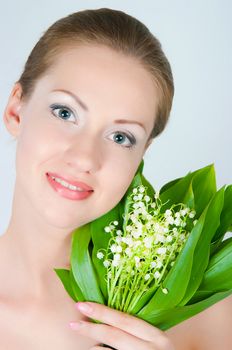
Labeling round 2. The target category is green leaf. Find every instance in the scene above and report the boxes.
[70,268,85,301]
[191,164,216,217]
[182,179,195,208]
[160,177,182,195]
[160,164,216,216]
[199,237,232,291]
[212,185,232,243]
[159,172,194,211]
[179,187,225,305]
[71,225,105,304]
[54,268,76,301]
[137,289,232,330]
[188,290,214,304]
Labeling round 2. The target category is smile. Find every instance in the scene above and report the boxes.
[46,173,94,201]
[51,176,85,192]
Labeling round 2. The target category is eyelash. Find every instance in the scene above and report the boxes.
[49,103,137,149]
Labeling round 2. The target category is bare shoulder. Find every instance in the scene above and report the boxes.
[166,295,232,350]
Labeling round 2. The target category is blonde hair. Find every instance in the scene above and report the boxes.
[17,8,174,140]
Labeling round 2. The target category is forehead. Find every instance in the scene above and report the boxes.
[41,44,158,128]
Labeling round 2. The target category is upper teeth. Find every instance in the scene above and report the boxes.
[51,176,85,192]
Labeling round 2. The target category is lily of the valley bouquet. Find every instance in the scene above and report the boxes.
[55,160,232,330]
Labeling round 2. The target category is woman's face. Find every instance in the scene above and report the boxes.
[4,44,158,230]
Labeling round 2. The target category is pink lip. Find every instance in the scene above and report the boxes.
[46,172,94,201]
[46,172,94,191]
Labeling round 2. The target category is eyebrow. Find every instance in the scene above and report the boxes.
[51,88,147,133]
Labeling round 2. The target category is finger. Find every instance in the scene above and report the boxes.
[69,320,151,350]
[75,301,163,343]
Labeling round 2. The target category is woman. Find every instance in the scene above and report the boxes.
[0,7,231,350]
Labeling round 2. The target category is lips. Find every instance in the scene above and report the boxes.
[46,172,94,191]
[46,172,94,201]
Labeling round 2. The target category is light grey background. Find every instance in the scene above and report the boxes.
[0,1,231,234]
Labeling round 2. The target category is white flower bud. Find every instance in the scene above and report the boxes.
[114,253,121,261]
[125,247,132,257]
[162,288,169,294]
[110,244,117,253]
[154,190,160,199]
[189,210,196,218]
[174,218,181,226]
[166,216,174,225]
[150,261,157,268]
[103,260,110,267]
[156,234,165,243]
[116,245,122,253]
[180,209,187,216]
[116,236,122,244]
[154,271,161,279]
[134,256,140,263]
[132,231,141,239]
[97,252,104,259]
[133,203,139,209]
[156,260,163,268]
[157,247,167,255]
[143,236,153,248]
[144,195,150,202]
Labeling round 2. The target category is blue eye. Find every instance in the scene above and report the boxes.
[110,131,136,149]
[50,104,77,123]
[50,104,136,149]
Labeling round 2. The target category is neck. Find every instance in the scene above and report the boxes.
[0,184,79,301]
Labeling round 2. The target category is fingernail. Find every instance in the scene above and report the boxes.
[75,302,93,315]
[69,321,84,330]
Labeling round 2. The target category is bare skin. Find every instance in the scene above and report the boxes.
[1,43,231,349]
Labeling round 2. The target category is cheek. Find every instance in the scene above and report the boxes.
[15,114,62,185]
[100,155,141,213]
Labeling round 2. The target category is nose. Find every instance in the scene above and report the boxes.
[64,133,102,174]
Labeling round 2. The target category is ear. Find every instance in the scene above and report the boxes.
[3,82,24,139]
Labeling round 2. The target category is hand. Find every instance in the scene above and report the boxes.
[69,301,175,350]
